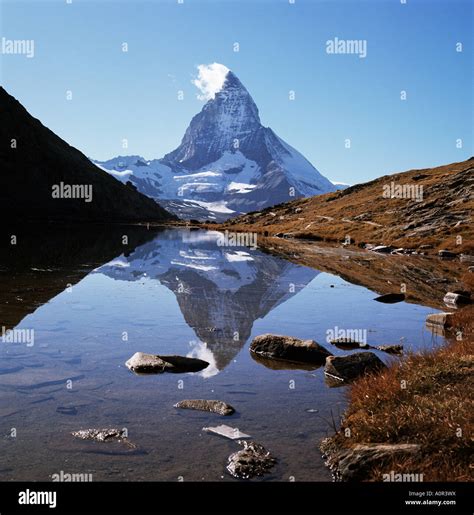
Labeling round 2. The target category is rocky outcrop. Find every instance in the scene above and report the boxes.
[226,440,276,479]
[320,439,421,481]
[324,352,386,383]
[250,334,332,365]
[125,352,209,374]
[174,399,235,416]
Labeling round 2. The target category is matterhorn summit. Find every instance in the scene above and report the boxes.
[94,64,335,220]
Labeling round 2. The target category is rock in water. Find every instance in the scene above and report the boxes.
[226,441,276,479]
[330,338,369,350]
[324,352,386,383]
[375,344,403,355]
[71,428,137,450]
[373,293,405,303]
[250,334,332,365]
[125,352,209,374]
[174,399,235,416]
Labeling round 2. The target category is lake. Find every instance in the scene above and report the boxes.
[0,226,444,481]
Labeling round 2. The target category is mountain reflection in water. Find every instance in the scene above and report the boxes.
[94,229,318,373]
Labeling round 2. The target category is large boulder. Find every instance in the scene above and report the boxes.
[174,399,235,416]
[324,352,386,383]
[250,334,332,365]
[125,352,209,374]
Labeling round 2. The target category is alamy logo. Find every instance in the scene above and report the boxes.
[1,37,35,58]
[52,182,93,203]
[383,471,424,482]
[326,37,367,58]
[326,326,367,344]
[1,326,34,347]
[18,489,56,509]
[52,470,93,482]
[216,230,258,250]
[382,182,423,202]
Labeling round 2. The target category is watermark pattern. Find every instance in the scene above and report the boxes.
[383,470,424,482]
[326,37,367,58]
[382,181,423,202]
[1,326,34,347]
[51,471,93,482]
[326,326,367,344]
[52,182,93,203]
[216,230,258,250]
[1,37,35,58]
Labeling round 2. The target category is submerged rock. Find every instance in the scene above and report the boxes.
[174,399,235,416]
[324,352,386,383]
[125,352,209,374]
[374,293,405,304]
[226,440,276,479]
[375,344,403,355]
[320,439,421,481]
[250,334,332,365]
[330,338,369,350]
[72,428,128,443]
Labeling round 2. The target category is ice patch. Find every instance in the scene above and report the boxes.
[225,251,254,262]
[170,260,218,272]
[227,182,257,194]
[186,200,235,214]
[174,171,222,179]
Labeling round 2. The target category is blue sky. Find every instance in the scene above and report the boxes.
[1,0,472,184]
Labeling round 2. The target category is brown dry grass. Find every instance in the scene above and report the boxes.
[330,304,474,481]
[215,158,474,254]
[328,271,474,481]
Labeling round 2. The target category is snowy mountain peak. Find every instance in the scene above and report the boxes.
[94,66,335,220]
[163,69,261,170]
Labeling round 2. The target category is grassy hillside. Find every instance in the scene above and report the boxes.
[217,158,473,255]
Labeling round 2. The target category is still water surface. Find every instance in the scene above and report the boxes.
[0,228,442,481]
